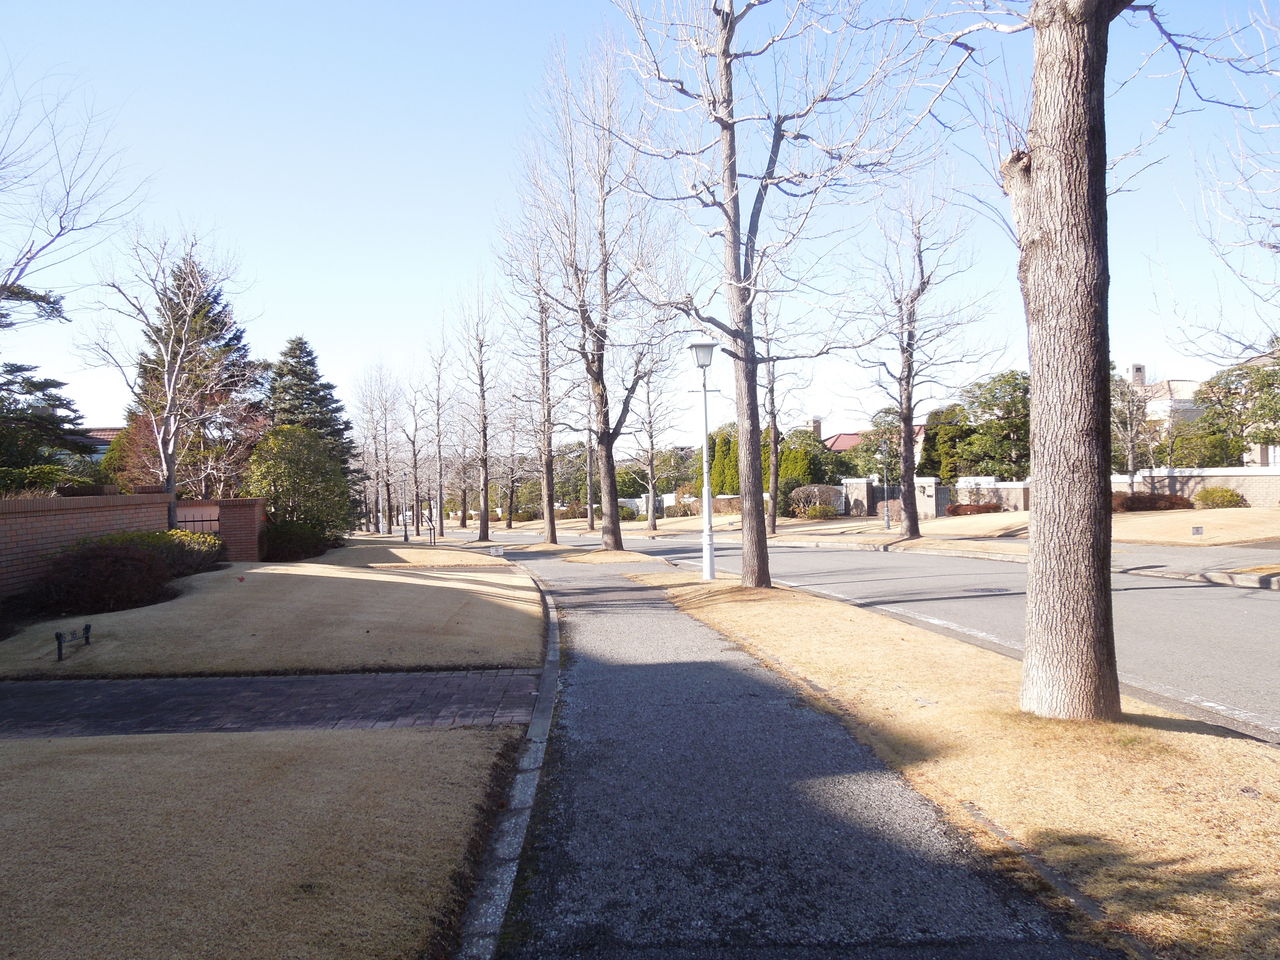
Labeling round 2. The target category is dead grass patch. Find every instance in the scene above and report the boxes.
[0,559,544,677]
[0,727,518,960]
[563,549,667,565]
[1230,564,1280,576]
[632,570,1280,960]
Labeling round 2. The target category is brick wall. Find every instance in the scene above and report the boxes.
[217,498,265,561]
[0,494,172,598]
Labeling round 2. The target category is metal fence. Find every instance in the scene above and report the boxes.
[175,517,219,534]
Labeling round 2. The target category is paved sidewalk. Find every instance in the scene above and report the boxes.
[0,669,538,739]
[497,552,1121,959]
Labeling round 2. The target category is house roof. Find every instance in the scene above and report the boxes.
[80,427,124,448]
[823,425,926,453]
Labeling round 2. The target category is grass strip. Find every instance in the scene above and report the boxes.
[631,570,1280,960]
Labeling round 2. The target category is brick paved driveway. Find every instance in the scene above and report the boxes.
[0,669,539,739]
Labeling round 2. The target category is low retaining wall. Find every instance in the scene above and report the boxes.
[1,494,267,598]
[0,493,171,598]
[1112,468,1280,507]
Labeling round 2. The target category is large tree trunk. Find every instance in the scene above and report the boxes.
[732,337,770,587]
[646,447,658,532]
[1002,0,1124,721]
[899,377,921,540]
[478,456,491,541]
[541,446,557,544]
[596,432,624,551]
[459,487,468,529]
[505,464,516,530]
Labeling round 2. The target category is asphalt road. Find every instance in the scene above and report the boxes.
[486,529,1280,741]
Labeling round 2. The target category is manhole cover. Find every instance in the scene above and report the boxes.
[964,587,1011,594]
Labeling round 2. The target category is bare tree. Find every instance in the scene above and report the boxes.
[855,198,993,539]
[91,234,247,528]
[356,364,401,536]
[526,45,673,552]
[1111,370,1158,494]
[423,342,453,538]
[1,70,138,329]
[399,375,429,536]
[619,0,921,587]
[461,288,498,542]
[502,202,576,544]
[630,356,681,531]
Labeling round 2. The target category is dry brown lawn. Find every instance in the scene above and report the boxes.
[915,506,1280,547]
[563,549,669,565]
[633,570,1280,960]
[0,540,543,677]
[0,727,516,960]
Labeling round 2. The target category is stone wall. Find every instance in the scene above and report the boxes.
[1111,468,1280,507]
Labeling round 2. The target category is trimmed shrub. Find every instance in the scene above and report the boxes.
[946,503,1002,517]
[35,543,175,614]
[261,520,329,562]
[0,464,74,493]
[806,504,838,520]
[1193,486,1249,510]
[1111,492,1195,513]
[618,506,638,521]
[509,510,539,522]
[88,530,225,577]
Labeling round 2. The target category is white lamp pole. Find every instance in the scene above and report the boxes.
[690,342,718,581]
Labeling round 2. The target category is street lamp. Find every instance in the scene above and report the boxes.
[689,342,718,581]
[401,471,410,543]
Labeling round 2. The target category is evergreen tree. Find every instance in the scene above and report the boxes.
[917,404,974,486]
[267,337,354,467]
[0,362,91,467]
[956,371,1032,481]
[711,432,732,496]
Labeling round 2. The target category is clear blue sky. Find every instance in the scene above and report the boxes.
[2,1,1268,445]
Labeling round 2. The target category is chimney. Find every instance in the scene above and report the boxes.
[810,417,823,440]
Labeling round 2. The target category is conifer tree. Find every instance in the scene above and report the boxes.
[267,337,354,468]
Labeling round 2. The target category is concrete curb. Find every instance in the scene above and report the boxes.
[785,536,1280,591]
[455,571,561,960]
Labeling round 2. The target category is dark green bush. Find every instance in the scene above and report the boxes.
[0,464,74,493]
[618,506,638,521]
[261,520,329,562]
[35,543,175,614]
[1111,492,1194,513]
[89,530,225,577]
[509,510,539,522]
[806,504,838,520]
[1193,486,1249,509]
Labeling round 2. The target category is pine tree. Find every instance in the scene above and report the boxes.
[267,337,354,468]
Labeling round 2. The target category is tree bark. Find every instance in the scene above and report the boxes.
[646,447,658,532]
[1003,0,1124,721]
[538,300,558,544]
[899,375,921,539]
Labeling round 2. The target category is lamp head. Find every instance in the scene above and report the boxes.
[689,342,718,369]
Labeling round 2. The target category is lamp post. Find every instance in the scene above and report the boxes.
[689,342,718,581]
[401,471,410,543]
